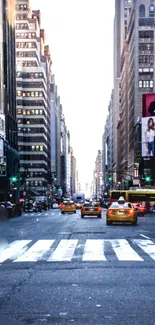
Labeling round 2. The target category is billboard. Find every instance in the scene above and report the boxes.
[141,116,155,157]
[142,93,155,117]
[0,114,5,139]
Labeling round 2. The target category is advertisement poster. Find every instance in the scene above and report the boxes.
[141,116,155,157]
[142,93,155,117]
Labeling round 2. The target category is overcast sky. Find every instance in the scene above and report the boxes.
[30,0,115,187]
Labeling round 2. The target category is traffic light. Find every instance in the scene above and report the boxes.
[108,174,112,181]
[10,176,17,183]
[145,176,151,182]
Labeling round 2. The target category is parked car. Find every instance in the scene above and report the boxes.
[0,201,16,218]
[24,200,34,212]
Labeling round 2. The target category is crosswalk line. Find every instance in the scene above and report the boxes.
[14,240,55,262]
[0,240,31,263]
[111,239,143,261]
[1,239,155,264]
[48,240,78,261]
[83,240,106,261]
[133,239,155,260]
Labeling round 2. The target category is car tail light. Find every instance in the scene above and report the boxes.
[140,206,144,211]
[108,209,113,214]
[97,207,102,211]
[82,207,86,211]
[61,205,65,208]
[128,209,134,214]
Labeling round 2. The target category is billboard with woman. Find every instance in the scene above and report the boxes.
[141,117,155,157]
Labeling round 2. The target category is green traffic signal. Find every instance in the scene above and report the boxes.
[145,176,151,182]
[10,176,17,182]
[108,176,112,181]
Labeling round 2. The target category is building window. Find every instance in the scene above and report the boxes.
[139,55,154,64]
[138,80,154,88]
[139,43,154,54]
[139,4,145,17]
[40,146,43,151]
[139,30,154,40]
[149,5,155,17]
[17,90,22,96]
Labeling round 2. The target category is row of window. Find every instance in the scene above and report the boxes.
[139,55,154,64]
[139,4,155,18]
[18,137,47,143]
[17,100,46,107]
[20,155,48,161]
[139,18,155,27]
[17,72,44,79]
[17,81,44,89]
[16,23,29,30]
[24,172,45,178]
[16,4,28,10]
[17,61,38,68]
[17,109,43,115]
[16,32,36,39]
[139,43,154,53]
[138,80,154,88]
[19,145,44,152]
[18,128,46,134]
[139,30,154,39]
[16,14,27,20]
[17,51,37,58]
[16,42,37,49]
[139,68,154,77]
[18,119,46,125]
[17,91,43,98]
[25,181,44,187]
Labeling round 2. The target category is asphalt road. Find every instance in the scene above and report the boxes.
[0,208,155,325]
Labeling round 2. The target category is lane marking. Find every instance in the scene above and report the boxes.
[83,240,106,261]
[14,240,55,262]
[133,239,155,260]
[48,240,78,261]
[140,234,150,239]
[111,239,143,261]
[0,240,31,263]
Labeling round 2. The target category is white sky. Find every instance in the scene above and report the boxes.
[30,0,115,187]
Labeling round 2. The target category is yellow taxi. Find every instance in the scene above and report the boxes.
[81,201,102,218]
[106,202,137,225]
[61,200,76,214]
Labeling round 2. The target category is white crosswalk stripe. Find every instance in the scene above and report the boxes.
[83,240,106,261]
[1,239,155,264]
[0,240,31,263]
[14,240,55,262]
[133,239,155,261]
[48,240,78,261]
[111,239,143,261]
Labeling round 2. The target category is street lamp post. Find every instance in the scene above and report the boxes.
[95,172,97,199]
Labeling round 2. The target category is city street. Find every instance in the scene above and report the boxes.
[0,209,155,324]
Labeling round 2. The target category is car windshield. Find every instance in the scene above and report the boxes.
[83,202,100,207]
[63,201,74,206]
[110,202,133,209]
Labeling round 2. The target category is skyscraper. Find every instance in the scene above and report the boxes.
[16,0,52,201]
[0,0,19,202]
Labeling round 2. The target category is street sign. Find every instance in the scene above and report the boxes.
[0,164,6,176]
[0,156,6,176]
[133,179,140,185]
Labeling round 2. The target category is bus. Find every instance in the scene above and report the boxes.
[110,189,155,207]
[72,193,85,203]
